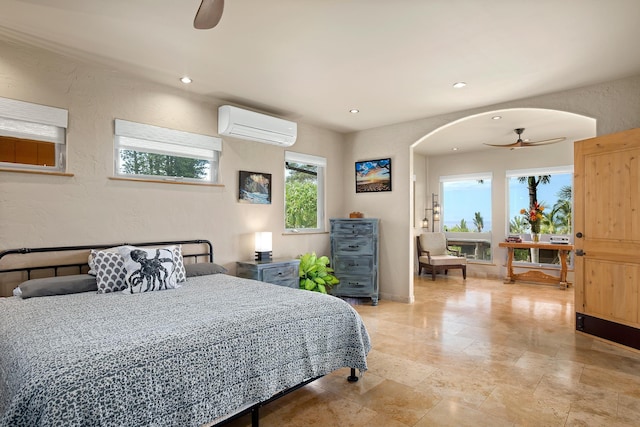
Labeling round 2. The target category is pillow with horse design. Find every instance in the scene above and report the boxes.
[118,246,178,293]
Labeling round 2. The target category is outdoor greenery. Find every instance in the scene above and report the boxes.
[285,162,318,229]
[508,176,572,235]
[509,176,573,262]
[298,252,339,294]
[120,150,209,179]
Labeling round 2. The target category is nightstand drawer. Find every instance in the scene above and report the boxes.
[236,258,300,289]
[262,265,298,288]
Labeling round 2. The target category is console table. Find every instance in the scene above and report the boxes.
[499,241,574,289]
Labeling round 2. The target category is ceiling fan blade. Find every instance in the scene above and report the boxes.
[194,0,224,29]
[525,137,567,146]
[483,142,521,148]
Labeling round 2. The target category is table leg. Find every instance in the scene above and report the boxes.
[559,249,569,290]
[504,247,515,283]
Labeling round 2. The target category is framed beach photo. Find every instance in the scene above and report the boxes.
[238,171,272,204]
[355,158,392,193]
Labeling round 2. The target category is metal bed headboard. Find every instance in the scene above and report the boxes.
[0,239,213,280]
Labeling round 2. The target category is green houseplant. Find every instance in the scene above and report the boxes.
[298,252,339,294]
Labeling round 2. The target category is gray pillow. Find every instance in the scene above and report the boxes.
[185,262,228,277]
[19,274,98,299]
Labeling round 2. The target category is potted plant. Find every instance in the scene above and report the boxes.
[298,252,339,294]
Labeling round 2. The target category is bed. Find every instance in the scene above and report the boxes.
[0,240,370,427]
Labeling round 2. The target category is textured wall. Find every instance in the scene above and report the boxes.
[0,39,346,295]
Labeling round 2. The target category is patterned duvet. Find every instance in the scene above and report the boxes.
[0,274,370,426]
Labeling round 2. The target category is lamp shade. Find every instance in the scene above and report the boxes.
[255,232,272,252]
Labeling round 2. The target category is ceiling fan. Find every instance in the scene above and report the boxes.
[194,0,225,29]
[484,128,566,149]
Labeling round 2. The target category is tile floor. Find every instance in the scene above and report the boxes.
[225,275,640,426]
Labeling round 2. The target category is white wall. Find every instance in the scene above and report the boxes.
[0,39,346,295]
[345,74,640,303]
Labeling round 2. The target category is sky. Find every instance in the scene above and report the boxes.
[440,174,572,232]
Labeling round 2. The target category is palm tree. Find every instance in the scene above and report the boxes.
[517,175,551,210]
[552,185,572,234]
[509,216,528,234]
[473,212,484,232]
[450,219,469,232]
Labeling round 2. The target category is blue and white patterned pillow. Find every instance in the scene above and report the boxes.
[93,251,128,293]
[118,246,178,293]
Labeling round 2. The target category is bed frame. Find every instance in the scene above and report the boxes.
[0,239,359,427]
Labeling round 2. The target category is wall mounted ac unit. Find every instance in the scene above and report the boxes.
[218,105,297,146]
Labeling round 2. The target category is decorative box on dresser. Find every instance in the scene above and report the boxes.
[329,218,379,305]
[236,258,301,289]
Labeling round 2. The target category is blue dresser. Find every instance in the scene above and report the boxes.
[329,218,379,305]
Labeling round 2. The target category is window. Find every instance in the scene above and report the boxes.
[114,119,221,183]
[285,151,325,232]
[0,97,68,172]
[507,166,573,264]
[440,173,492,261]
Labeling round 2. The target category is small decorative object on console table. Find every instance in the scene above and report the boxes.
[236,258,301,289]
[520,202,543,242]
[329,218,379,305]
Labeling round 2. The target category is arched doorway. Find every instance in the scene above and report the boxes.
[409,108,596,294]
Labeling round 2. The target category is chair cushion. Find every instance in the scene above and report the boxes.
[419,233,448,256]
[419,254,466,266]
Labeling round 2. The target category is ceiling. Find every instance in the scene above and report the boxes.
[1,0,639,152]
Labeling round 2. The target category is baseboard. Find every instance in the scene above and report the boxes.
[576,312,640,351]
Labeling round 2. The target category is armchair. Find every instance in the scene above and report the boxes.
[417,233,467,281]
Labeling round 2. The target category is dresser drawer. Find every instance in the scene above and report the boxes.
[331,221,374,236]
[262,265,299,288]
[333,236,375,255]
[333,276,375,296]
[333,256,374,276]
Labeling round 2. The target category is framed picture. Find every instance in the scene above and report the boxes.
[239,171,272,204]
[355,158,392,193]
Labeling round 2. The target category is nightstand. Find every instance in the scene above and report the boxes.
[236,258,301,289]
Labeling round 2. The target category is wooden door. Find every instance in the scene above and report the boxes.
[574,128,640,350]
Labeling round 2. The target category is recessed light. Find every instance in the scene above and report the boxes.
[349,109,359,114]
[491,115,502,120]
[180,76,192,84]
[452,82,467,89]
[452,147,459,151]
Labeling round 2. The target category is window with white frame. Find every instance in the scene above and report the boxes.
[440,173,493,261]
[507,166,573,264]
[285,151,325,232]
[114,119,221,183]
[0,97,68,172]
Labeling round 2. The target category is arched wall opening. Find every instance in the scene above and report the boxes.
[409,108,596,295]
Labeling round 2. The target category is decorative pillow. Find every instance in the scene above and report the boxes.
[89,246,187,282]
[173,245,187,283]
[88,247,121,275]
[118,246,178,293]
[93,251,128,293]
[19,274,98,299]
[185,262,228,277]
